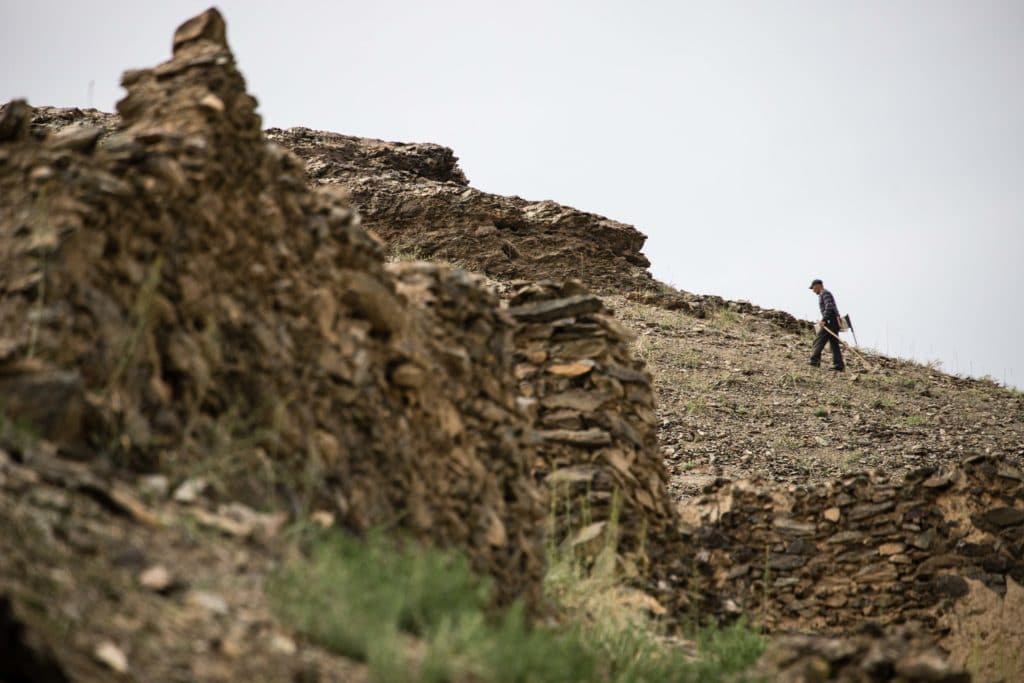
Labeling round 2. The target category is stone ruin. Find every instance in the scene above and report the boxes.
[506,281,678,564]
[0,8,545,604]
[3,7,1022,681]
[0,8,678,609]
[679,453,1024,669]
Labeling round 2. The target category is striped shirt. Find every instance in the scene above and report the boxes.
[818,289,839,321]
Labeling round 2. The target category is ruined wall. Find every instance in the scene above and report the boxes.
[0,9,544,604]
[680,454,1024,637]
[507,280,678,572]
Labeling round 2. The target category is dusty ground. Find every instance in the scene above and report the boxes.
[604,294,1024,499]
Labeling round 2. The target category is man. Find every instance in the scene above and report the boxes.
[809,279,845,371]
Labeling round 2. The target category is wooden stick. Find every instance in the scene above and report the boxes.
[821,324,874,369]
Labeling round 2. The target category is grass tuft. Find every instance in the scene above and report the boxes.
[268,526,765,682]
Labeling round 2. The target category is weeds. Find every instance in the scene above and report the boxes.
[685,397,708,415]
[711,308,741,329]
[106,256,164,392]
[269,521,765,683]
[269,529,594,682]
[387,245,426,263]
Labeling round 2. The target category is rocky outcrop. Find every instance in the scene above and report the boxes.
[267,126,468,185]
[265,127,656,293]
[679,454,1024,643]
[1,8,544,606]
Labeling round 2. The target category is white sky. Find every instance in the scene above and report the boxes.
[3,1,1022,387]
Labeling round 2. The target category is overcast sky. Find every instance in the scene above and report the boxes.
[4,1,1022,387]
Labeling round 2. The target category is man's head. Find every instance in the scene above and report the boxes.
[809,279,823,294]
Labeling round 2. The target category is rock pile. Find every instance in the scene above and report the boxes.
[507,280,677,568]
[0,8,545,604]
[679,454,1024,637]
[751,630,969,683]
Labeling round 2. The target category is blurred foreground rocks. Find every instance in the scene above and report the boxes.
[0,7,545,606]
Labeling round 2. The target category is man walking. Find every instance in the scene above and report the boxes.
[809,279,845,371]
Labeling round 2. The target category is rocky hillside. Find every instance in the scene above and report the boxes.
[3,7,1023,683]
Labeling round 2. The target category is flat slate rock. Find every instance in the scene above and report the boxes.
[507,295,603,323]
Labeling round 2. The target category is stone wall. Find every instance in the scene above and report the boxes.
[679,454,1024,636]
[507,280,678,572]
[0,9,545,605]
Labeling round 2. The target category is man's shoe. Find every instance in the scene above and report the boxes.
[809,361,820,368]
[831,366,845,372]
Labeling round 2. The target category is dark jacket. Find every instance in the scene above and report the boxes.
[818,289,839,323]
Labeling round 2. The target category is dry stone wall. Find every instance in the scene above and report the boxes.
[679,454,1024,637]
[751,630,970,683]
[0,9,545,604]
[507,280,679,572]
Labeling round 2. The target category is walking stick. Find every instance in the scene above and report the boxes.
[821,324,874,370]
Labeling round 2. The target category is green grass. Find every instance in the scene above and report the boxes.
[711,308,741,328]
[268,528,765,683]
[905,414,928,426]
[685,397,709,415]
[269,530,594,682]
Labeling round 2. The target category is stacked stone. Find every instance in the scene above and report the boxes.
[751,630,969,683]
[679,454,1024,635]
[506,280,676,567]
[0,9,547,606]
[387,261,546,601]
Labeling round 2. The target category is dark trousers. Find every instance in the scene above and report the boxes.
[810,319,844,369]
